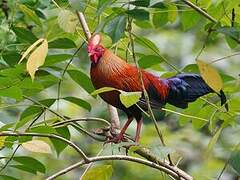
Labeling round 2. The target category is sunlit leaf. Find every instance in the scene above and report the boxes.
[58,10,78,33]
[138,55,163,68]
[91,87,118,96]
[197,60,223,93]
[82,165,113,180]
[18,4,42,26]
[0,136,6,149]
[167,4,178,23]
[152,8,168,27]
[120,91,142,108]
[180,10,201,31]
[22,140,51,154]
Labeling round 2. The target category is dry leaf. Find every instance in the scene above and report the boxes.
[22,140,51,154]
[27,39,48,80]
[18,38,45,64]
[197,60,223,93]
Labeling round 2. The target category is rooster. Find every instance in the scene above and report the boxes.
[87,34,228,143]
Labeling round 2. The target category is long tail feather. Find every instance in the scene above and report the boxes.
[166,73,228,110]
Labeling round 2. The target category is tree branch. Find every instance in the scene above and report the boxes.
[0,132,89,162]
[46,154,192,180]
[181,0,217,23]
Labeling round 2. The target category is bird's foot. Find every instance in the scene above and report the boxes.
[105,134,128,144]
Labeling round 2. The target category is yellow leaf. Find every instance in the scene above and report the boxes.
[197,60,223,93]
[0,136,6,149]
[18,38,45,64]
[27,39,48,80]
[22,140,51,154]
[58,10,78,33]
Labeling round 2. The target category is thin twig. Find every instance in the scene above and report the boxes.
[79,147,105,180]
[127,15,173,166]
[52,117,111,127]
[181,0,217,23]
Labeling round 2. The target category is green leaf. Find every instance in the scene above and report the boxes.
[225,35,238,49]
[0,175,19,180]
[230,150,240,175]
[138,55,163,68]
[135,36,159,53]
[82,165,113,180]
[18,4,42,27]
[120,91,142,108]
[97,0,114,16]
[167,4,178,23]
[29,125,57,134]
[91,87,117,96]
[180,10,201,31]
[44,54,72,66]
[51,125,70,156]
[63,96,91,111]
[13,156,45,173]
[12,27,38,44]
[69,0,87,11]
[10,165,37,174]
[58,10,78,33]
[48,38,76,49]
[0,86,22,100]
[2,51,22,66]
[205,127,223,157]
[103,15,127,43]
[67,69,95,94]
[129,0,150,7]
[126,9,149,20]
[152,8,168,27]
[217,27,240,41]
[16,99,56,129]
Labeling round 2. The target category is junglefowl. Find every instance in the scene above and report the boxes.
[87,34,228,143]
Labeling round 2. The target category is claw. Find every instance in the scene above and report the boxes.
[104,134,128,144]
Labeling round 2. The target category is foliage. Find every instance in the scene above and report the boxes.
[0,0,239,179]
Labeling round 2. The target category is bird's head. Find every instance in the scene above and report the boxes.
[87,34,105,64]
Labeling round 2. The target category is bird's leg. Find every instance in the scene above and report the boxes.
[106,117,133,144]
[134,118,143,143]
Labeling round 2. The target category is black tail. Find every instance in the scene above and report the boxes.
[166,73,228,110]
